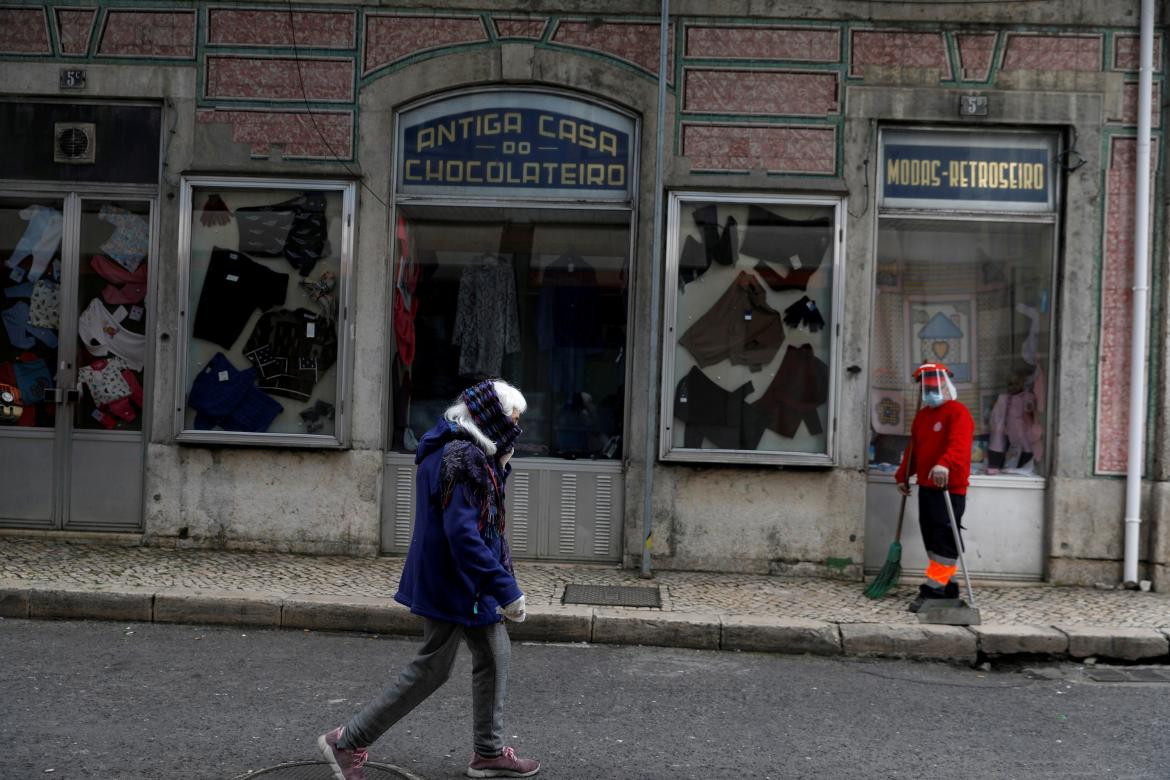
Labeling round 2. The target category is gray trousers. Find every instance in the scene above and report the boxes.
[338,617,510,757]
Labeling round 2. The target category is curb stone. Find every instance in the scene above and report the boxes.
[721,615,842,655]
[839,622,977,661]
[971,624,1069,656]
[0,586,30,618]
[592,608,721,650]
[509,604,593,643]
[1056,625,1170,661]
[281,594,422,635]
[154,588,283,627]
[28,585,153,622]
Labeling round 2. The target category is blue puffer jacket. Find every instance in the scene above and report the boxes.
[395,421,523,626]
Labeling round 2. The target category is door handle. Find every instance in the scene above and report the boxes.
[47,387,81,404]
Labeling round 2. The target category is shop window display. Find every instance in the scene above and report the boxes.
[867,218,1053,478]
[177,180,353,444]
[390,209,629,460]
[661,193,842,464]
[0,197,63,429]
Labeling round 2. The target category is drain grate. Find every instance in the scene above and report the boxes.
[236,761,421,779]
[562,583,662,607]
[1086,668,1170,683]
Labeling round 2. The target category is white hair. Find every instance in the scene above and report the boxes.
[443,380,527,456]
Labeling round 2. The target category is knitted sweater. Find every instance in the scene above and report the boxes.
[894,400,975,495]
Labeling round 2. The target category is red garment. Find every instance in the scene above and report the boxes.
[894,400,975,495]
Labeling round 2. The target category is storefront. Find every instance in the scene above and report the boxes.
[864,129,1060,580]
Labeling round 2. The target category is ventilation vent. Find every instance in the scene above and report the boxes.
[53,122,96,164]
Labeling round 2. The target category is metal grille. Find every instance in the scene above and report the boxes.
[562,583,661,608]
[1087,668,1170,683]
[235,761,420,779]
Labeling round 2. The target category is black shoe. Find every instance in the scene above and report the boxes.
[943,581,959,599]
[907,583,946,613]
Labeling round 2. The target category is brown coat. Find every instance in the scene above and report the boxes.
[679,271,785,372]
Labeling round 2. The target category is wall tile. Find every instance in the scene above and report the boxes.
[681,123,836,174]
[196,109,354,160]
[207,9,355,49]
[0,8,50,54]
[364,14,487,73]
[206,56,354,102]
[683,69,838,116]
[685,25,839,62]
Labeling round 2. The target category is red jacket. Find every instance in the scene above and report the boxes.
[894,400,975,495]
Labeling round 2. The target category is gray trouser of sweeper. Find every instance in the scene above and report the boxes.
[336,617,511,757]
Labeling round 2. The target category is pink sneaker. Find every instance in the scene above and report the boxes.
[317,727,369,780]
[466,746,540,778]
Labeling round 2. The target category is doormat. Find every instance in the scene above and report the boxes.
[562,583,662,608]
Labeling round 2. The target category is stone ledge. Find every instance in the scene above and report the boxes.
[281,594,422,636]
[972,624,1069,656]
[28,586,154,622]
[0,586,30,618]
[592,608,721,650]
[508,604,593,643]
[721,615,841,655]
[154,589,283,627]
[1056,625,1170,661]
[840,622,977,661]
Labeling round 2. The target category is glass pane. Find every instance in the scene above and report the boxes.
[391,208,629,459]
[184,186,344,437]
[868,217,1053,478]
[0,196,63,429]
[667,199,836,456]
[75,199,151,431]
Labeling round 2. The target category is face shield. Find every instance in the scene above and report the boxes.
[914,363,955,408]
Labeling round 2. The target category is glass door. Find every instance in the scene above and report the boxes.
[0,192,152,530]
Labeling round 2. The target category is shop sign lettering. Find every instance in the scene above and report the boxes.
[397,96,634,199]
[882,144,1050,205]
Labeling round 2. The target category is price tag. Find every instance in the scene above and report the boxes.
[806,300,816,310]
[225,274,239,282]
[9,266,25,283]
[92,409,105,422]
[217,370,229,382]
[306,322,316,338]
[128,305,144,321]
[789,254,803,270]
[743,309,752,321]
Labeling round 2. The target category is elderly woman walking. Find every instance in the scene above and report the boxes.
[318,379,540,779]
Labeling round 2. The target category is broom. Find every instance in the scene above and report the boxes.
[864,399,919,599]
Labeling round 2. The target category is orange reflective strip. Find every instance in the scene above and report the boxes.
[925,560,957,585]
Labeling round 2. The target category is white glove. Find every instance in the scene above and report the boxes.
[929,465,949,488]
[499,594,526,622]
[499,448,514,468]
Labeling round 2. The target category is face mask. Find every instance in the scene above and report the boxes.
[923,389,945,407]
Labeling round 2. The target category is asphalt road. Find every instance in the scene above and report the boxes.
[0,618,1166,780]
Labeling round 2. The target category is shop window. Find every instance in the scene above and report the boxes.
[660,193,843,465]
[868,129,1058,480]
[390,207,629,460]
[176,178,355,446]
[868,218,1054,478]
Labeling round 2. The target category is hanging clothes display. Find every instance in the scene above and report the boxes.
[188,351,283,433]
[91,254,148,306]
[452,255,520,377]
[782,296,825,332]
[242,307,338,401]
[538,253,602,397]
[750,344,830,438]
[192,247,288,349]
[235,191,330,276]
[98,204,150,273]
[78,298,145,370]
[5,205,62,283]
[679,271,785,372]
[673,365,765,450]
[739,205,831,292]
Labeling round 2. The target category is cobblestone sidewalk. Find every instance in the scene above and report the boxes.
[1,537,1167,629]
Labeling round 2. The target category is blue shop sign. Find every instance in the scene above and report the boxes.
[880,135,1056,212]
[397,93,635,200]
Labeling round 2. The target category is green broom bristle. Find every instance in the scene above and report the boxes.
[863,541,902,599]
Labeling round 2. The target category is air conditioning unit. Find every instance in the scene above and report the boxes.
[53,122,96,164]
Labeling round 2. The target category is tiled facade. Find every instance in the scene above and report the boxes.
[95,9,196,59]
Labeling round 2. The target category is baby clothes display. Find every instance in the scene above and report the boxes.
[242,308,337,401]
[5,205,62,283]
[192,247,288,349]
[91,254,148,305]
[98,204,149,273]
[11,355,51,405]
[749,344,831,438]
[79,356,143,426]
[988,386,1044,471]
[27,279,59,330]
[452,257,520,377]
[679,271,785,372]
[2,301,58,349]
[673,365,765,450]
[188,352,283,433]
[78,298,145,370]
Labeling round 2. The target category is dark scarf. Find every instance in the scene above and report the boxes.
[459,380,522,454]
[439,426,514,574]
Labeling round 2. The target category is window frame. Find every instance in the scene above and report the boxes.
[659,191,846,466]
[174,175,357,448]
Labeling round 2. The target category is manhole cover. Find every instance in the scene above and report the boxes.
[1087,668,1170,683]
[234,761,422,779]
[562,583,661,607]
